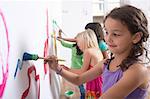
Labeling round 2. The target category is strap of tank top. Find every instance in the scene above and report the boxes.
[103,57,114,70]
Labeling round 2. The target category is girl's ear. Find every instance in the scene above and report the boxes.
[132,32,143,44]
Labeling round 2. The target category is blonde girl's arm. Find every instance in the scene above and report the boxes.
[100,64,149,99]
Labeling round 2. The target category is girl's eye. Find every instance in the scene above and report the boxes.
[113,33,120,36]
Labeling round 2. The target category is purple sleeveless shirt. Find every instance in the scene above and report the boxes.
[102,59,148,99]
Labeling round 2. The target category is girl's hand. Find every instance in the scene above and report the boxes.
[45,55,59,71]
[60,65,70,70]
[51,34,61,41]
[56,36,62,41]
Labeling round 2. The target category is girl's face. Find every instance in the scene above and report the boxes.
[104,17,134,55]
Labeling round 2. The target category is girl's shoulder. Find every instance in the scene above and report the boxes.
[84,47,100,53]
[125,63,149,83]
[88,48,101,55]
[129,63,148,73]
[124,63,149,90]
[84,48,102,57]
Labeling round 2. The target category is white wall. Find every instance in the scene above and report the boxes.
[58,0,93,67]
[0,1,92,99]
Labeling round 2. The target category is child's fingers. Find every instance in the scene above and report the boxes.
[60,65,70,70]
[44,55,56,62]
[56,37,61,41]
[45,55,58,70]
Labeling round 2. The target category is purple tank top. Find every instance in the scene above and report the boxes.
[102,59,148,99]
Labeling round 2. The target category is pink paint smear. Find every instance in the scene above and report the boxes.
[0,9,10,98]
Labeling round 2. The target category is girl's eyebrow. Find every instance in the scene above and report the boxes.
[106,28,122,32]
[112,29,122,32]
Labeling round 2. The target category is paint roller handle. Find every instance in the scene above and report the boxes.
[38,56,65,61]
[58,29,62,37]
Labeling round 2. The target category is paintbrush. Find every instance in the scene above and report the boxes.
[22,52,65,61]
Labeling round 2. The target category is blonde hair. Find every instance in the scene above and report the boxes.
[76,29,99,50]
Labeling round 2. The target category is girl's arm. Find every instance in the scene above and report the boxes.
[59,39,74,48]
[57,37,76,42]
[47,55,104,85]
[51,35,74,48]
[100,64,149,99]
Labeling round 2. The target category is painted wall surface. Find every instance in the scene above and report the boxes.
[0,1,92,99]
[0,1,61,99]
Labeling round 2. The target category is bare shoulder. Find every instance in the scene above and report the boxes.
[85,47,99,52]
[83,49,92,57]
[129,63,148,77]
[84,48,91,53]
[87,48,102,54]
[125,63,149,86]
[84,48,100,55]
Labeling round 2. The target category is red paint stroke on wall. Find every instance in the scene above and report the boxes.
[43,9,49,75]
[21,65,40,99]
[0,9,10,97]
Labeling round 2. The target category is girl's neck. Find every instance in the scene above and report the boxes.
[108,55,126,71]
[113,53,128,64]
[113,49,130,61]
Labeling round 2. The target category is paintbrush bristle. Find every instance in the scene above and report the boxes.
[23,52,38,61]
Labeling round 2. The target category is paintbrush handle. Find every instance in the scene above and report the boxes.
[38,56,65,61]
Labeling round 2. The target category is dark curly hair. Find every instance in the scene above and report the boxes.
[104,5,149,71]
